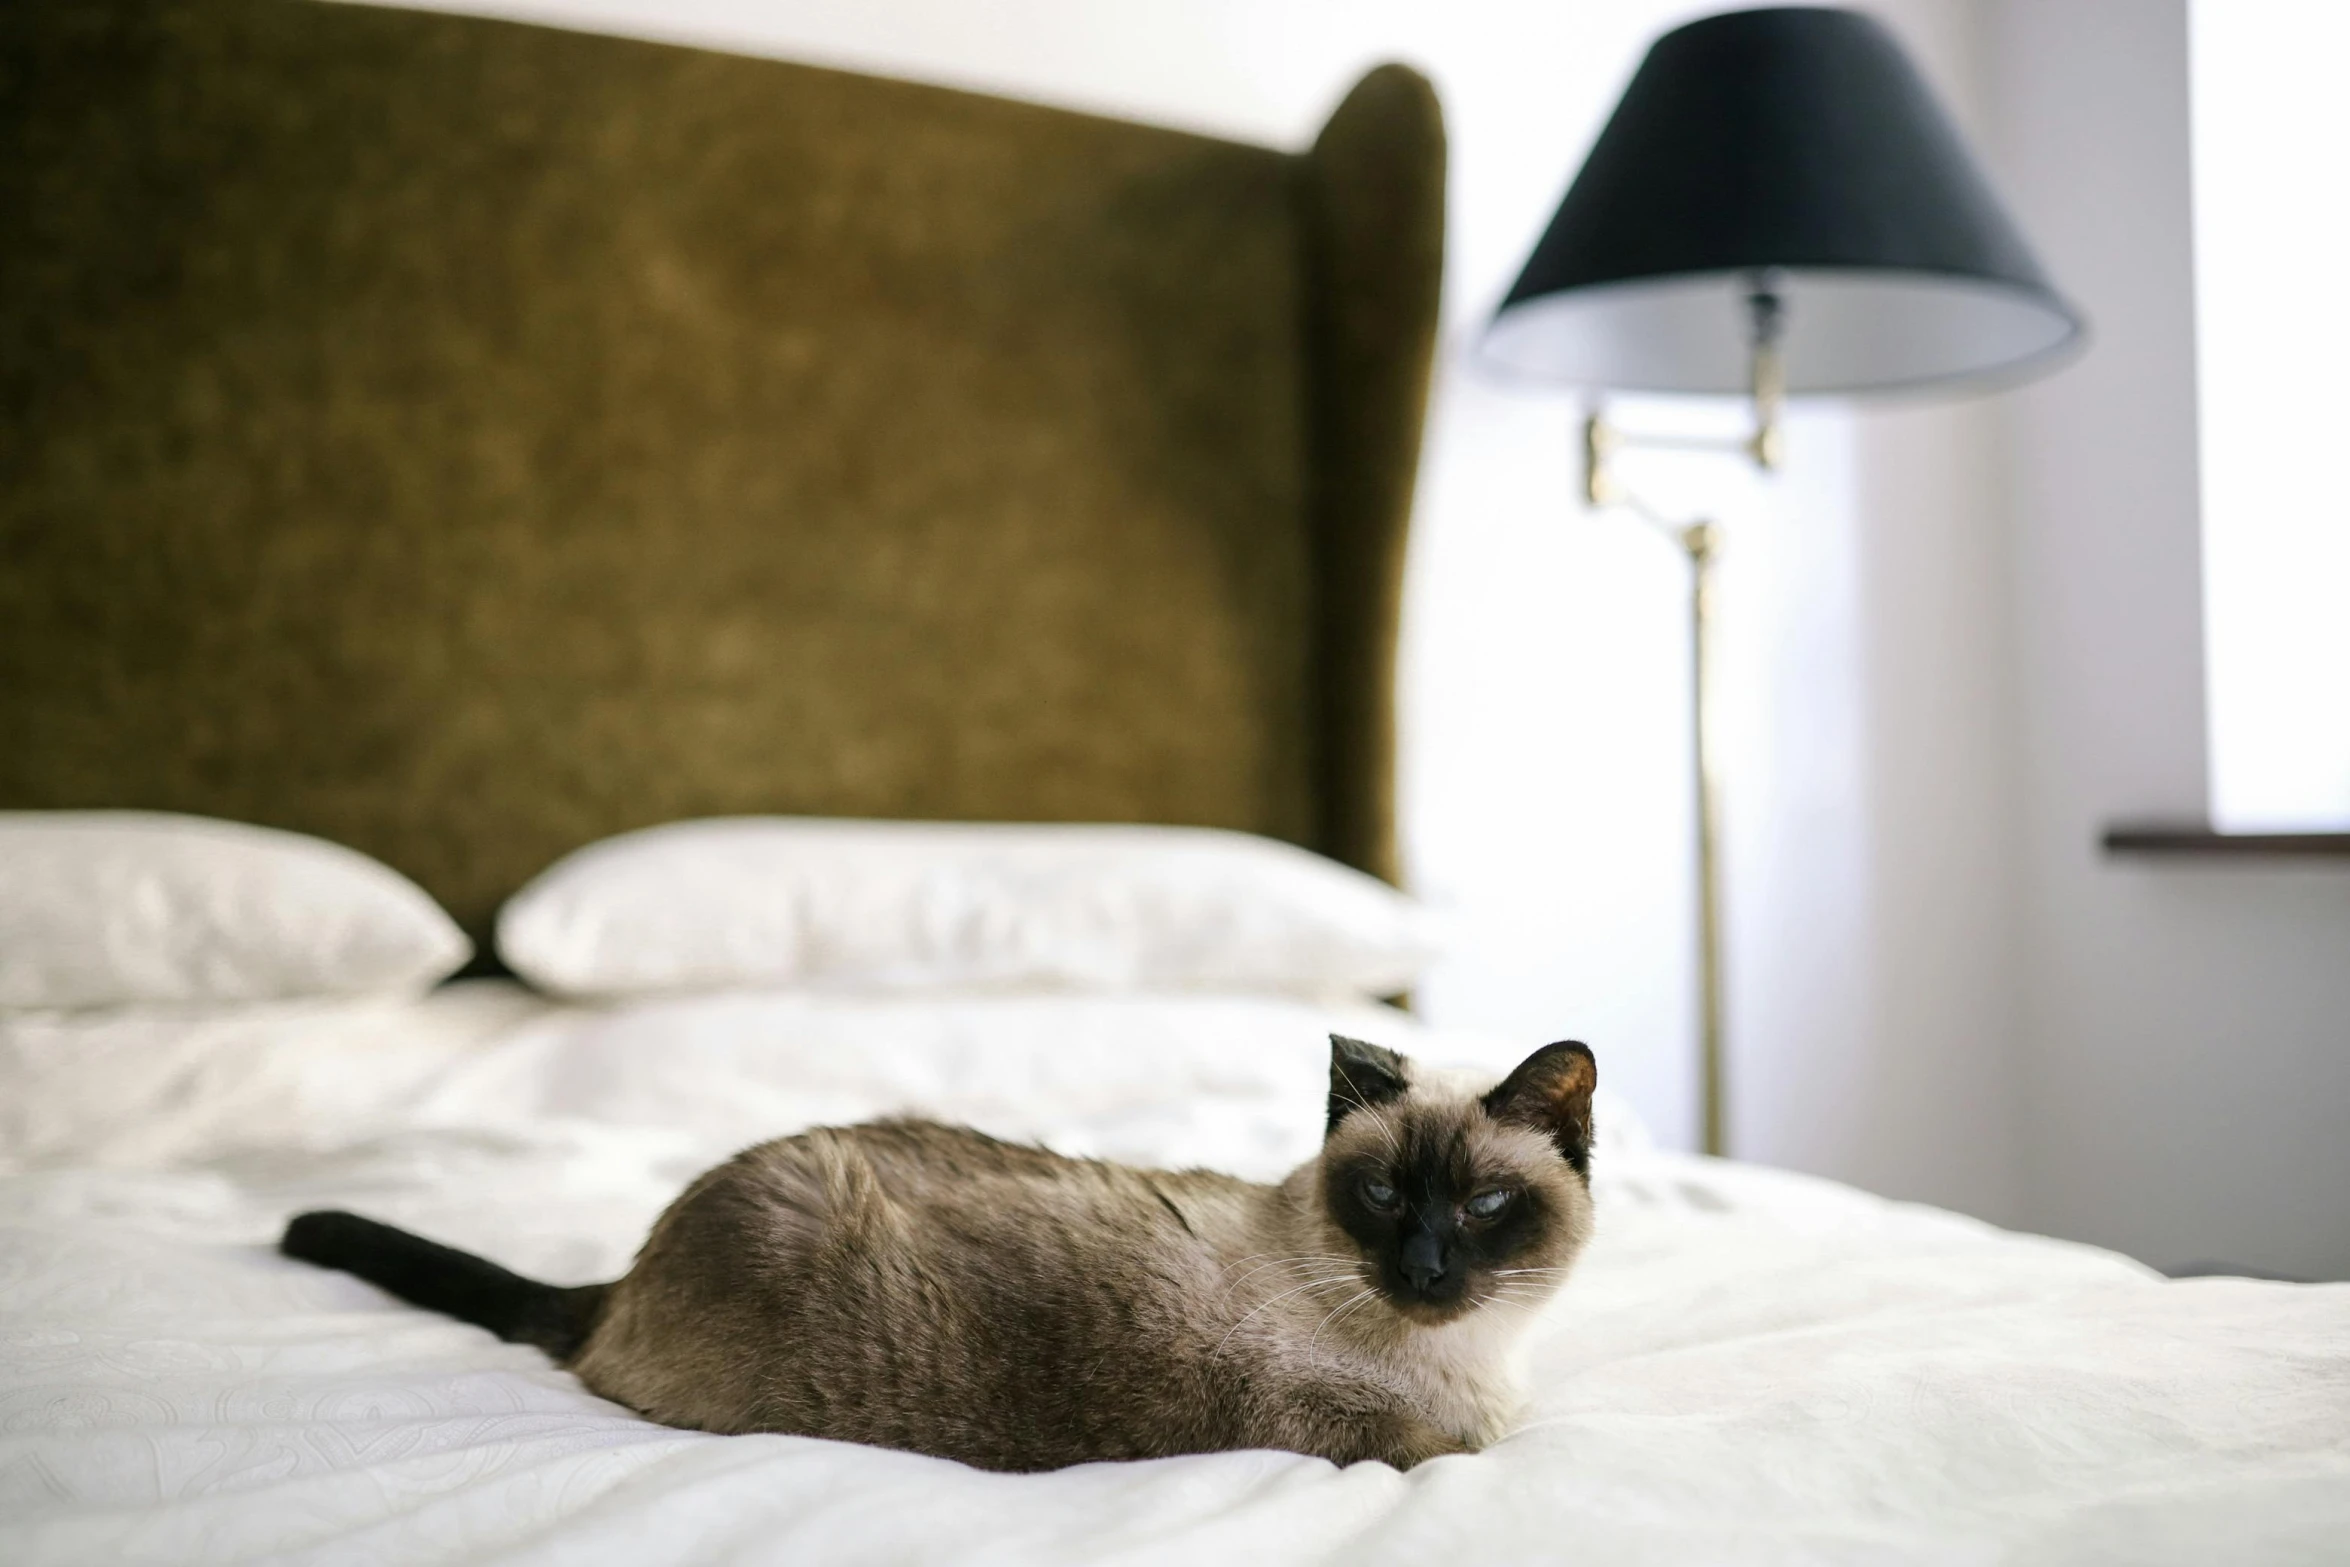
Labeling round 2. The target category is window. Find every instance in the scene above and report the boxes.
[2190,0,2350,830]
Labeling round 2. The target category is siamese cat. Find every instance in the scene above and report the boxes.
[282,1034,1598,1472]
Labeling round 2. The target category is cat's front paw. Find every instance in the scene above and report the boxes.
[1462,1388,1529,1448]
[1378,1414,1475,1470]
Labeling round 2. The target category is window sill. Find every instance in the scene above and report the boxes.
[2102,823,2350,858]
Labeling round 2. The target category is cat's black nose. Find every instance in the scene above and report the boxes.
[1400,1230,1447,1293]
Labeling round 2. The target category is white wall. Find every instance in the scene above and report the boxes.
[1738,2,2026,1220]
[1990,0,2350,1281]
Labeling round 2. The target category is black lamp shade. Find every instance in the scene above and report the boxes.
[1481,7,2080,396]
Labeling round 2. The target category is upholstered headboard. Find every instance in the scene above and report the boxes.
[0,0,1443,941]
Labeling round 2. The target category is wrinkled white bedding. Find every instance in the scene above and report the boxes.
[3,984,2346,1565]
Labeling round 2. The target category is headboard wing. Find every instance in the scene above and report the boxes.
[1302,66,1446,885]
[0,0,1444,938]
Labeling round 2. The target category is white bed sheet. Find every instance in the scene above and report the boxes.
[2,983,2345,1565]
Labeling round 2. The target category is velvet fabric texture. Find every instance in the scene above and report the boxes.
[0,0,1444,941]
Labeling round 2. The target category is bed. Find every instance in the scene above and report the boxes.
[3,2,2346,1562]
[10,986,2347,1564]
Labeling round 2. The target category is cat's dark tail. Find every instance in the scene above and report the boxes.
[281,1210,607,1361]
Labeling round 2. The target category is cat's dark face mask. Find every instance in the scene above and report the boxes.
[1321,1036,1597,1320]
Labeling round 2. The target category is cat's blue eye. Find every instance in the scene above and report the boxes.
[1465,1189,1513,1220]
[1360,1178,1399,1211]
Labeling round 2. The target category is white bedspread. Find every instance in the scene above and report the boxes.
[3,984,2345,1564]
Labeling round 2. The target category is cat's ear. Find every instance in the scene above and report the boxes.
[1327,1035,1410,1138]
[1481,1041,1597,1177]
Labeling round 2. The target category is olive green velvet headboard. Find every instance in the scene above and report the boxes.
[0,0,1444,942]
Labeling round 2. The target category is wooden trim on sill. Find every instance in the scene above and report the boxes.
[2102,823,2350,858]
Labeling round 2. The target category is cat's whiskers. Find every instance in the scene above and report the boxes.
[1218,1250,1357,1273]
[1478,1285,1560,1315]
[1306,1296,1372,1362]
[1307,1286,1383,1365]
[1212,1270,1368,1359]
[1218,1251,1359,1280]
[1217,1254,1362,1296]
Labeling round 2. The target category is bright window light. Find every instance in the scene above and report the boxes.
[2190,0,2350,830]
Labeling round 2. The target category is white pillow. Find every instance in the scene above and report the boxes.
[0,812,472,1010]
[497,818,1442,1001]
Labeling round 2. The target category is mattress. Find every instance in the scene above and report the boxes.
[3,984,2346,1564]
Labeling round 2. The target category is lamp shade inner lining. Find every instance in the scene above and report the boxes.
[1480,267,2077,397]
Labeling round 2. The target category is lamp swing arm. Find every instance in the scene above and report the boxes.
[1581,280,1787,512]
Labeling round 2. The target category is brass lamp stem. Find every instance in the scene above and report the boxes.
[1683,519,1727,1159]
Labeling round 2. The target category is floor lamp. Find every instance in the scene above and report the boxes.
[1478,8,2081,1157]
